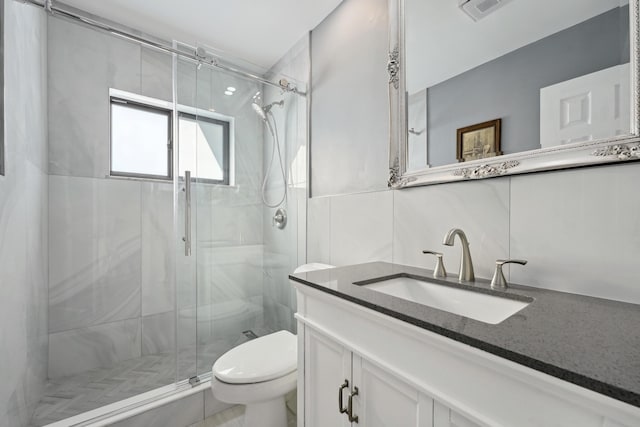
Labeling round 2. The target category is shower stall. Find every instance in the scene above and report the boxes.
[22,3,308,425]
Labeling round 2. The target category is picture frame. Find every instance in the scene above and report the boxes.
[456,119,502,163]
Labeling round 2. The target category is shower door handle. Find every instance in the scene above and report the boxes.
[184,170,192,256]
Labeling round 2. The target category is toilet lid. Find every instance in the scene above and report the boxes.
[212,330,297,384]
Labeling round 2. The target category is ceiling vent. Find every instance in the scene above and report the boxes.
[458,0,514,22]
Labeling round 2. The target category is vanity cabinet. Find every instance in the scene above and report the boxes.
[304,326,434,426]
[433,402,482,427]
[294,282,640,427]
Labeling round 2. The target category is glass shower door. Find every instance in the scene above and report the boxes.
[176,51,277,382]
[176,49,307,383]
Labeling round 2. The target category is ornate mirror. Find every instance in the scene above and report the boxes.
[389,0,640,187]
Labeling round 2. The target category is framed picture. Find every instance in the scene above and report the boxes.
[456,119,502,163]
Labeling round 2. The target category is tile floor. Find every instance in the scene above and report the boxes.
[30,327,277,426]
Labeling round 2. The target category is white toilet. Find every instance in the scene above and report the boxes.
[211,263,335,427]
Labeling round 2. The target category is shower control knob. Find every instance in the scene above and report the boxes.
[273,208,287,229]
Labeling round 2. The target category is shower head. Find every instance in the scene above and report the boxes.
[252,102,268,121]
[252,100,284,121]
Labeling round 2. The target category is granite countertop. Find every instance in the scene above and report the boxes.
[289,262,640,408]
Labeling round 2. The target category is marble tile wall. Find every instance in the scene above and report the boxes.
[0,1,49,426]
[48,176,142,333]
[47,17,142,179]
[307,163,640,305]
[393,180,510,281]
[47,17,276,381]
[308,0,640,305]
[45,17,176,379]
[48,319,141,378]
[509,163,640,304]
[262,36,310,334]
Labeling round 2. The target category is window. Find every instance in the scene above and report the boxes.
[109,91,232,185]
[110,97,172,179]
[178,113,230,185]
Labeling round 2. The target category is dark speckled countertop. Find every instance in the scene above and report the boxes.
[289,262,640,408]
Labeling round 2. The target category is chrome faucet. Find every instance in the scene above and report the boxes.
[443,228,474,282]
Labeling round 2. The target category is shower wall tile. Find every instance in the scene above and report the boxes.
[24,161,50,378]
[393,179,511,280]
[297,188,308,259]
[329,190,394,266]
[232,107,265,191]
[49,175,142,332]
[510,163,640,304]
[266,34,310,88]
[307,196,331,264]
[195,190,263,246]
[195,296,263,350]
[141,182,175,316]
[48,17,141,178]
[176,59,198,107]
[1,1,49,424]
[48,318,141,379]
[261,37,310,333]
[196,245,264,307]
[141,47,173,102]
[142,311,176,356]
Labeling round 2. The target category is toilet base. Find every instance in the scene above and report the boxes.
[244,396,287,427]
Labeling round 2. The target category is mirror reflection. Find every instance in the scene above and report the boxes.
[405,0,631,171]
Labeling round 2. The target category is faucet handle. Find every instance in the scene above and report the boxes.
[491,259,528,289]
[422,250,447,278]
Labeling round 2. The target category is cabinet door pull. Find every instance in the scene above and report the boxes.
[347,386,359,423]
[338,380,349,414]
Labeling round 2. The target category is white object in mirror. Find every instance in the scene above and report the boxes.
[388,0,640,188]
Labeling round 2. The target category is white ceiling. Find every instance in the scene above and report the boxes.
[60,0,343,72]
[406,0,627,93]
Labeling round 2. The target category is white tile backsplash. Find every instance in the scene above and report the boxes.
[307,196,331,264]
[393,179,510,280]
[310,162,640,305]
[510,163,640,304]
[329,190,394,266]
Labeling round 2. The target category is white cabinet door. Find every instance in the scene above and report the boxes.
[304,328,352,427]
[540,63,630,147]
[434,401,483,427]
[352,355,433,427]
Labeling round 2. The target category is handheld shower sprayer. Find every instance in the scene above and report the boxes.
[251,100,284,121]
[252,99,287,210]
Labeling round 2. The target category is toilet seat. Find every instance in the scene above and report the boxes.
[213,330,297,384]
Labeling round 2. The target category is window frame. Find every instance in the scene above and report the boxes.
[109,96,174,181]
[177,111,231,186]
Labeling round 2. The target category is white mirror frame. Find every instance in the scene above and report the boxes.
[388,0,640,188]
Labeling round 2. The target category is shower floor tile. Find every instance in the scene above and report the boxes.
[30,352,178,426]
[30,325,279,426]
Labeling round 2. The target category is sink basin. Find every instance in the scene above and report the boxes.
[360,276,530,324]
